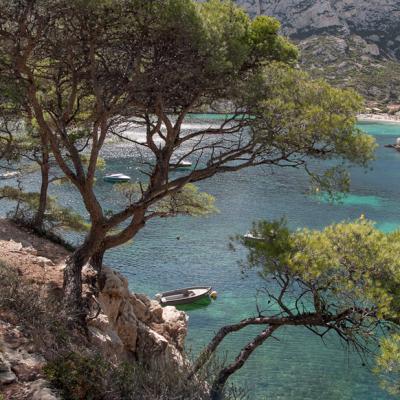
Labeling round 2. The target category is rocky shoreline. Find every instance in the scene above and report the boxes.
[0,219,188,399]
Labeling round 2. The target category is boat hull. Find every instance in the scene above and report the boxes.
[103,177,130,183]
[169,165,192,170]
[103,174,131,183]
[157,286,212,306]
[0,172,20,180]
[243,233,263,242]
[169,161,192,170]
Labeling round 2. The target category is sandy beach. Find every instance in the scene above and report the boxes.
[357,113,400,124]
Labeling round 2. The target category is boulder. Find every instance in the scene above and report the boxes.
[8,240,23,252]
[137,321,168,360]
[129,293,150,322]
[149,300,163,322]
[29,379,59,400]
[365,43,380,56]
[34,256,54,267]
[161,306,188,350]
[135,293,152,306]
[136,321,186,367]
[88,314,125,361]
[0,352,17,385]
[114,299,139,353]
[22,246,38,256]
[99,267,130,297]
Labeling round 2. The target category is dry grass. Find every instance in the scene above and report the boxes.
[0,261,76,357]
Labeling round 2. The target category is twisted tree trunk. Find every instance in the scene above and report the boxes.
[33,154,49,228]
[63,244,92,326]
[210,325,278,400]
[88,248,105,293]
[90,249,105,274]
[62,225,105,325]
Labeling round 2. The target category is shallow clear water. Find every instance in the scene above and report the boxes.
[3,120,400,399]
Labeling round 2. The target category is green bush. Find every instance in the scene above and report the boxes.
[44,353,109,400]
[44,351,248,400]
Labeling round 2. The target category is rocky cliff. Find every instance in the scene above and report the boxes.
[0,220,188,399]
[89,266,188,367]
[235,0,400,106]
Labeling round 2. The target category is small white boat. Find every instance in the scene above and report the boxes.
[155,286,214,306]
[243,232,263,241]
[385,138,400,152]
[0,171,20,180]
[169,159,192,169]
[103,173,131,183]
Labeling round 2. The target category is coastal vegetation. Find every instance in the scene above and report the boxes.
[0,258,244,400]
[0,0,397,399]
[0,0,374,322]
[191,218,400,398]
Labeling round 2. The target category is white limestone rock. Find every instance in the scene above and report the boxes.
[22,245,38,256]
[8,240,23,252]
[92,266,189,366]
[161,306,189,350]
[35,256,55,267]
[29,379,59,400]
[88,314,125,360]
[0,352,17,385]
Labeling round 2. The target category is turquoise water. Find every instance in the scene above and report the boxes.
[3,120,400,399]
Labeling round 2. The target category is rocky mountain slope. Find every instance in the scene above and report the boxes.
[236,0,400,107]
[0,220,188,399]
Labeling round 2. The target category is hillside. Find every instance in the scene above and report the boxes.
[235,0,400,108]
[0,220,189,400]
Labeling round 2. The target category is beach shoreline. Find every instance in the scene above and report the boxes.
[357,113,400,125]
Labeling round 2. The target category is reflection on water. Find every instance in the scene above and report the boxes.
[1,121,400,399]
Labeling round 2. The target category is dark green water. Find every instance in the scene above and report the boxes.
[4,120,400,399]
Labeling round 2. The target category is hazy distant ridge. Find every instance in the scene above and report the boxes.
[234,0,400,106]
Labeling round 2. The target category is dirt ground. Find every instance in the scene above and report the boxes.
[0,219,68,288]
[0,219,70,399]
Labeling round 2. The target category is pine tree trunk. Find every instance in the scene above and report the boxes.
[89,248,105,293]
[62,223,106,325]
[63,244,91,325]
[90,249,104,274]
[33,157,49,228]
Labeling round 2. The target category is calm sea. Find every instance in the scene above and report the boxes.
[3,119,400,399]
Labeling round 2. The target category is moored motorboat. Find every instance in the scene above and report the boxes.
[155,286,215,306]
[243,232,263,242]
[384,137,400,152]
[103,173,131,183]
[169,159,192,169]
[0,171,20,180]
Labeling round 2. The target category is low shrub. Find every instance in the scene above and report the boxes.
[0,261,46,323]
[44,352,110,400]
[45,351,248,400]
[0,261,71,353]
